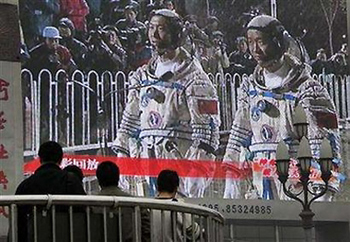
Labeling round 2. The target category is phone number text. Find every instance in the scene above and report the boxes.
[199,203,272,215]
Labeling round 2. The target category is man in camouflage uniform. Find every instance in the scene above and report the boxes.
[112,9,220,197]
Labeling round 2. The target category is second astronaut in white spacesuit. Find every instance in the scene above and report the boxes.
[112,9,220,197]
[223,15,343,199]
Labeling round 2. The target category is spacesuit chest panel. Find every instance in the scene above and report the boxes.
[248,86,298,150]
[138,74,190,130]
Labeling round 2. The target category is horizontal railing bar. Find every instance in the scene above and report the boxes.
[0,195,224,223]
[24,142,117,157]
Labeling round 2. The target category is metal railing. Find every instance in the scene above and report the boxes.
[22,69,350,155]
[22,69,129,156]
[207,72,249,132]
[0,195,225,242]
[312,73,350,128]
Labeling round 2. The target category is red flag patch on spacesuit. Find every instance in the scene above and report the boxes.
[315,111,338,129]
[198,99,218,114]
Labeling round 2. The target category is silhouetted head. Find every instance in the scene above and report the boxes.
[63,165,84,182]
[96,161,120,187]
[38,141,64,165]
[157,169,179,193]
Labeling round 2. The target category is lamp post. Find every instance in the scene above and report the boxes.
[270,0,277,18]
[276,105,333,242]
[347,0,350,69]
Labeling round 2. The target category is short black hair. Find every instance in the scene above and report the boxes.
[96,161,120,187]
[58,17,75,31]
[236,36,247,45]
[124,3,139,14]
[38,141,63,164]
[207,16,219,24]
[157,170,179,193]
[63,165,84,182]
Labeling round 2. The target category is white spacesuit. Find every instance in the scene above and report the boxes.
[223,15,343,199]
[112,9,220,197]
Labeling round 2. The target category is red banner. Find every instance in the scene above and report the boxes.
[24,155,236,178]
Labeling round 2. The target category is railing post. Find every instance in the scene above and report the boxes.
[69,206,74,242]
[9,204,17,242]
[206,216,211,242]
[33,206,38,242]
[134,205,141,242]
[86,206,91,242]
[51,205,56,242]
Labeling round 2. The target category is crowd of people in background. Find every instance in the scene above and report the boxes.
[19,0,349,82]
[311,43,348,75]
[18,0,253,77]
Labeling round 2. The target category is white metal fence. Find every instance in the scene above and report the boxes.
[0,195,224,242]
[312,73,350,125]
[22,69,129,156]
[22,69,350,156]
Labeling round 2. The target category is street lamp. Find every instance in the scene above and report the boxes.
[276,105,333,242]
[270,0,277,18]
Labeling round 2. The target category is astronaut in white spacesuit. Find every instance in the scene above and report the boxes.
[223,15,343,199]
[112,9,220,197]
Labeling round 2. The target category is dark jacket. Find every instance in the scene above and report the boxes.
[16,162,86,195]
[310,59,332,75]
[85,41,127,74]
[15,162,86,242]
[60,37,88,69]
[228,50,256,75]
[97,186,151,242]
[26,42,77,75]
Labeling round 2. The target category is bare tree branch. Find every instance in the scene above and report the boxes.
[330,0,340,24]
[319,0,331,26]
[319,0,340,27]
